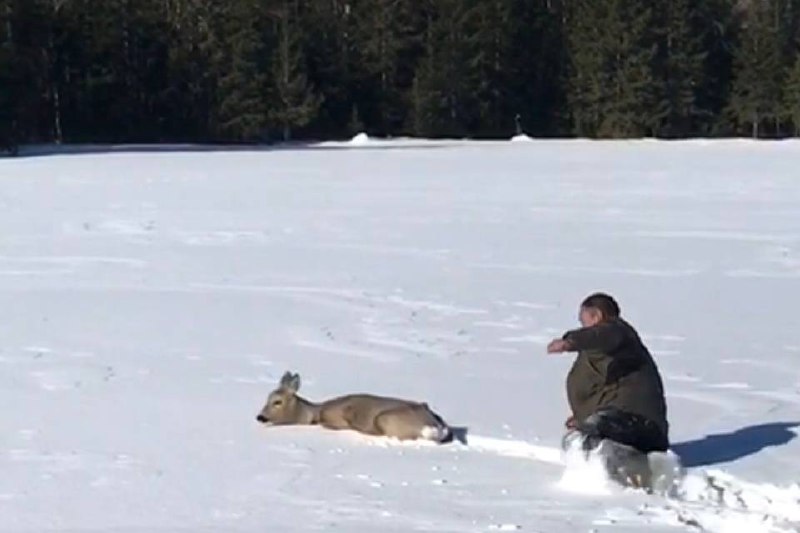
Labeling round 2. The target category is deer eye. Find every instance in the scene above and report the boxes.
[272,400,283,407]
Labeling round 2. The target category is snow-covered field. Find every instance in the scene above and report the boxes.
[1,138,799,532]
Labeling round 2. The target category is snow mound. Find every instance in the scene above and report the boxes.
[677,470,800,523]
[510,134,534,142]
[612,469,800,533]
[349,132,371,145]
[556,438,613,495]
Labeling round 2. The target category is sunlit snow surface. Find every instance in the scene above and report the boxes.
[1,138,799,532]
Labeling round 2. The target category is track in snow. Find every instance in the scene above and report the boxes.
[359,432,800,533]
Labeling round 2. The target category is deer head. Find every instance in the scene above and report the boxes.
[256,371,306,426]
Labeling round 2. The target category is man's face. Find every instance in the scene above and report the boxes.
[579,306,603,327]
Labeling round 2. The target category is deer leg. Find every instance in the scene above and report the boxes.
[374,408,419,440]
[375,405,447,441]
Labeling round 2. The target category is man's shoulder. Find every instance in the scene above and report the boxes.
[609,317,642,340]
[610,317,632,329]
[614,318,647,343]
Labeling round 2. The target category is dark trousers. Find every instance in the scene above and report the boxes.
[573,407,669,454]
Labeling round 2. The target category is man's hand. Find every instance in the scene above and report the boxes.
[547,338,571,353]
[565,415,577,429]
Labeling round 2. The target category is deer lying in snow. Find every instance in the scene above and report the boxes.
[256,371,452,443]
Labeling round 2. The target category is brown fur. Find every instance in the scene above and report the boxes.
[256,371,451,442]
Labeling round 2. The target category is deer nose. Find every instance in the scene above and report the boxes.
[256,414,268,423]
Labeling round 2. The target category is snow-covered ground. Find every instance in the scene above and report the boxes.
[1,138,799,532]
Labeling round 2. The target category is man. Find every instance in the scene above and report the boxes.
[547,293,669,455]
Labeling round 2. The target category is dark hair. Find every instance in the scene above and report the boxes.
[581,292,620,318]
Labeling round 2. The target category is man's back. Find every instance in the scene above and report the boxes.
[564,318,669,439]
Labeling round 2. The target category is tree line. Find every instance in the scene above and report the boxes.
[2,0,800,150]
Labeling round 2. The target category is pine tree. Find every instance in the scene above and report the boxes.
[727,0,784,138]
[564,0,602,136]
[120,0,171,141]
[0,0,14,151]
[565,0,659,138]
[162,0,218,141]
[4,0,49,145]
[784,43,800,135]
[267,0,322,141]
[38,0,170,143]
[9,0,800,143]
[35,0,65,143]
[407,0,562,138]
[54,0,142,142]
[505,0,566,137]
[301,0,353,138]
[460,0,516,136]
[653,0,708,137]
[410,0,477,137]
[774,0,800,134]
[689,0,738,136]
[349,0,424,135]
[212,0,268,141]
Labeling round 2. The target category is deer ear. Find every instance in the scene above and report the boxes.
[279,371,294,388]
[287,373,301,393]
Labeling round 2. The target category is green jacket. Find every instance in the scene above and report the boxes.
[563,317,669,439]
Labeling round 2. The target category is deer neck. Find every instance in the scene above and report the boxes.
[295,396,322,425]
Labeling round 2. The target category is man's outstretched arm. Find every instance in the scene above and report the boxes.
[548,321,625,354]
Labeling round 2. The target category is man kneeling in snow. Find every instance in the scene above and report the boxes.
[547,293,669,455]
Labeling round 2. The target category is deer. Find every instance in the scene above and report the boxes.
[255,371,453,443]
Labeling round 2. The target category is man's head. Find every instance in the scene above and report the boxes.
[579,292,620,327]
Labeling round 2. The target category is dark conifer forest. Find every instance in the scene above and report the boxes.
[2,0,799,149]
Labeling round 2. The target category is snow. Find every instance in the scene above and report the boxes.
[349,132,371,145]
[557,443,616,496]
[1,139,799,532]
